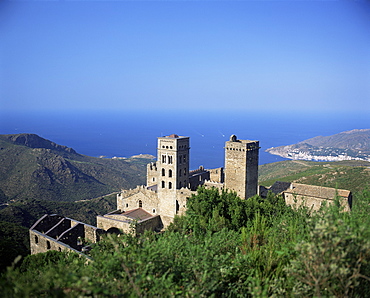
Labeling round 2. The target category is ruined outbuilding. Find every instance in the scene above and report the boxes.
[30,214,106,255]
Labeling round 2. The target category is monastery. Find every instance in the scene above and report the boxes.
[29,134,352,255]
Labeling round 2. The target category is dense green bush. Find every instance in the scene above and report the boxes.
[1,188,370,297]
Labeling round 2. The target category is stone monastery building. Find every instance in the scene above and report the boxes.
[30,134,352,255]
[97,134,260,230]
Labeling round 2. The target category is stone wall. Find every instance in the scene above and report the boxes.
[208,167,224,183]
[117,186,159,214]
[96,215,133,233]
[30,230,86,255]
[284,193,351,212]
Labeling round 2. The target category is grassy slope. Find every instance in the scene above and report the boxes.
[259,160,370,193]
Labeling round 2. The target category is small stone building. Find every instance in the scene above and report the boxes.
[260,181,352,211]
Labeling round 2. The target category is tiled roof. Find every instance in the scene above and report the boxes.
[284,182,351,199]
[122,208,153,221]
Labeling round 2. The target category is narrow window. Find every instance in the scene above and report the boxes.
[162,181,165,188]
[162,168,165,176]
[179,170,182,177]
[169,169,172,177]
[162,155,166,164]
[47,241,51,250]
[176,200,180,214]
[139,200,143,208]
[169,182,172,189]
[183,155,186,162]
[126,203,129,208]
[168,156,173,164]
[179,155,182,164]
[152,209,156,213]
[35,235,38,244]
[179,182,182,188]
[184,168,187,175]
[152,177,155,181]
[58,247,62,252]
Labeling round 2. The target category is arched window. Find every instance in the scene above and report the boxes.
[162,168,165,176]
[139,200,143,208]
[162,181,165,188]
[169,182,172,189]
[169,169,172,177]
[35,235,39,244]
[162,155,166,164]
[47,241,51,250]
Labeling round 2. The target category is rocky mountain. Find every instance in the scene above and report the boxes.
[266,129,370,162]
[0,134,150,203]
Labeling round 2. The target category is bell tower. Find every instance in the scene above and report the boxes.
[157,134,190,192]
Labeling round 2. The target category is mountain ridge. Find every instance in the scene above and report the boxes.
[0,133,150,203]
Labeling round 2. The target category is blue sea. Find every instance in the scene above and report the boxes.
[1,110,368,169]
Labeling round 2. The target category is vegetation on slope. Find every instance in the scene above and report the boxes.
[1,187,370,296]
[0,134,151,203]
[259,159,370,193]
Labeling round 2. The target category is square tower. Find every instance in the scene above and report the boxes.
[224,135,259,200]
[157,134,190,191]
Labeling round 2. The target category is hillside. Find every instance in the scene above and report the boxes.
[259,159,370,193]
[0,133,151,203]
[266,129,370,162]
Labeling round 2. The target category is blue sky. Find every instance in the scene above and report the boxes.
[1,0,369,113]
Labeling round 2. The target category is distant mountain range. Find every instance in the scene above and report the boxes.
[266,129,370,162]
[0,133,151,203]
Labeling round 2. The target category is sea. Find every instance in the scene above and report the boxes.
[1,110,369,169]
